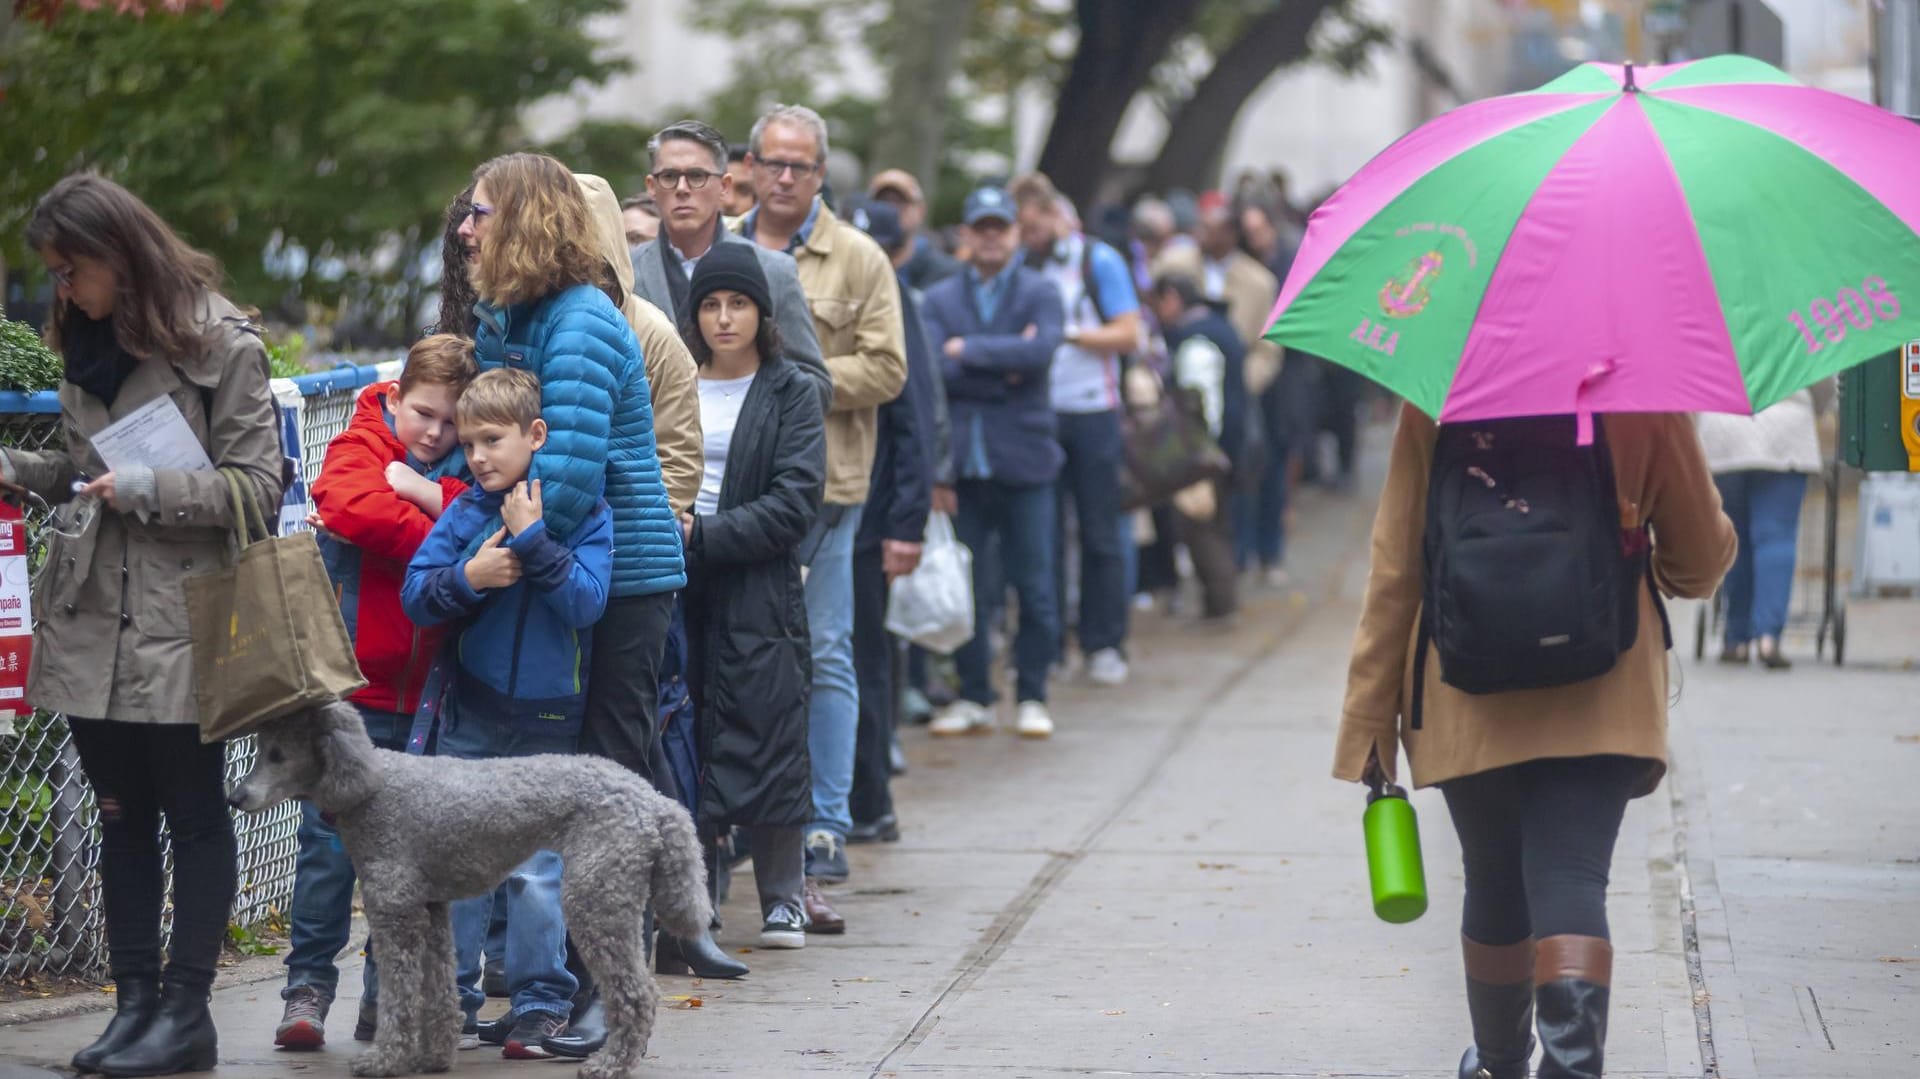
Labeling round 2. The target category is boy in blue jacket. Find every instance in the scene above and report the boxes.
[402,367,613,1057]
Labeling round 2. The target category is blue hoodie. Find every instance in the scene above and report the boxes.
[401,486,613,734]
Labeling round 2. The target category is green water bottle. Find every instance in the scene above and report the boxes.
[1364,779,1428,924]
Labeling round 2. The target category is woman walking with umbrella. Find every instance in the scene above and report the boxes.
[1270,56,1920,1078]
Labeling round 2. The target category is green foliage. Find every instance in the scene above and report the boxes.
[0,0,629,335]
[226,920,282,957]
[265,332,309,381]
[0,309,64,393]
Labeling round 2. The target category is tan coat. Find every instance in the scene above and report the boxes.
[1332,407,1736,796]
[1153,246,1283,393]
[7,293,285,725]
[745,203,907,506]
[577,174,704,513]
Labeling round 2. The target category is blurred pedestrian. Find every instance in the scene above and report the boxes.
[921,186,1066,738]
[1013,171,1140,687]
[14,173,286,1077]
[723,144,757,219]
[742,102,909,900]
[621,194,660,250]
[1335,406,1735,1079]
[1695,381,1834,668]
[869,168,961,288]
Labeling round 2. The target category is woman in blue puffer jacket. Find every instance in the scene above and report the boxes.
[458,151,685,784]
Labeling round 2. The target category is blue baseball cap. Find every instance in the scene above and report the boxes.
[963,186,1016,227]
[849,199,907,253]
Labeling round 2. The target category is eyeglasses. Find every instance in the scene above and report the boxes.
[48,264,74,288]
[468,203,495,221]
[651,168,719,190]
[756,158,820,180]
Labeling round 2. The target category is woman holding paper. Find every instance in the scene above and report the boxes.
[4,173,284,1077]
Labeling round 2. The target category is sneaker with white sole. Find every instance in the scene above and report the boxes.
[929,699,992,737]
[1014,700,1054,739]
[1086,648,1129,686]
[759,902,807,949]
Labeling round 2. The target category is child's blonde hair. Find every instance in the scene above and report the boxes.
[457,368,543,431]
[399,333,477,397]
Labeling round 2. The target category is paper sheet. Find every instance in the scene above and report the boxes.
[90,395,213,475]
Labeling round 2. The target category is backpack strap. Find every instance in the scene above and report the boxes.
[1410,615,1430,731]
[1646,558,1673,650]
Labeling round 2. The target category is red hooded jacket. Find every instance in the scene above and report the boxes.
[311,381,468,714]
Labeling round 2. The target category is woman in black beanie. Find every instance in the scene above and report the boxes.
[676,243,828,948]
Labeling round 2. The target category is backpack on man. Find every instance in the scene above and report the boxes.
[1411,415,1669,728]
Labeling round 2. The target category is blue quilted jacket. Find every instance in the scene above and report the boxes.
[472,284,686,597]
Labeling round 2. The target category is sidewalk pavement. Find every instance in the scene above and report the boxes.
[3,427,1915,1077]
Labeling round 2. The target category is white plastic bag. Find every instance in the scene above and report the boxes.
[885,512,974,654]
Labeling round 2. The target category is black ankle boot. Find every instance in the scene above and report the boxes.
[1535,935,1611,1079]
[72,976,160,1073]
[1458,936,1534,1079]
[539,993,606,1059]
[654,930,748,979]
[94,980,217,1077]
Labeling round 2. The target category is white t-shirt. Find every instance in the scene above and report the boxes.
[694,373,757,516]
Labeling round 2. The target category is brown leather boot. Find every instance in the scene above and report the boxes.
[1458,936,1534,1079]
[1535,934,1612,1079]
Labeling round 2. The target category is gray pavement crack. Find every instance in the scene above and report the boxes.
[867,518,1368,1079]
[1669,761,1720,1077]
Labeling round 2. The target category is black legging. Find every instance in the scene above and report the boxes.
[1439,755,1644,946]
[66,718,237,994]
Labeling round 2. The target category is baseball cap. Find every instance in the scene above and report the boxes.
[849,199,907,254]
[963,186,1016,227]
[868,168,924,203]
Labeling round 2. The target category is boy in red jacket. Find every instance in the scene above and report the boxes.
[274,334,475,1049]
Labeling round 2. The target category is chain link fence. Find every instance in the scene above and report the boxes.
[1,357,401,980]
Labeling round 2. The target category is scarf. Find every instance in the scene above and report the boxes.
[659,216,724,321]
[62,314,141,406]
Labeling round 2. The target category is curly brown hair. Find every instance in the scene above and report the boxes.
[470,153,618,309]
[26,172,222,361]
[433,185,478,337]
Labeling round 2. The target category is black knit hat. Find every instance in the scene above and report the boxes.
[687,242,773,319]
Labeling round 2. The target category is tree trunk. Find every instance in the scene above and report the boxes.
[869,0,976,206]
[1037,0,1205,209]
[1135,0,1343,199]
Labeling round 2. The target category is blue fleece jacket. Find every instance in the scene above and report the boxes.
[401,487,613,733]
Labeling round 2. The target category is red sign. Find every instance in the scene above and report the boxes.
[0,502,32,719]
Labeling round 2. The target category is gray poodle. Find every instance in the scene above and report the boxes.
[230,701,711,1079]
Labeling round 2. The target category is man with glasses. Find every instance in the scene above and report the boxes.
[628,119,826,398]
[740,103,908,926]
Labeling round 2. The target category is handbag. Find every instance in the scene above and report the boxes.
[186,467,365,742]
[884,512,975,655]
[1119,374,1230,511]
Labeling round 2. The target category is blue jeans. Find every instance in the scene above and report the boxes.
[955,479,1059,704]
[805,504,863,840]
[436,700,579,1022]
[1236,382,1292,569]
[1055,410,1128,656]
[1714,470,1807,646]
[283,707,409,1003]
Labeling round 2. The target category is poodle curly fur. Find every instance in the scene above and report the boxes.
[231,701,711,1079]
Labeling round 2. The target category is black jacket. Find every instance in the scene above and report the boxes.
[857,280,940,552]
[684,356,827,827]
[1164,308,1249,472]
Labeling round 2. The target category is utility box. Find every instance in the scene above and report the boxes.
[1840,349,1919,471]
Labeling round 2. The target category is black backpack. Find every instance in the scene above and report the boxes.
[1411,415,1668,728]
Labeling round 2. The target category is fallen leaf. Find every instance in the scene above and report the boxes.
[1895,734,1920,744]
[1196,862,1236,871]
[1879,956,1918,963]
[663,995,703,1009]
[1101,1009,1126,1016]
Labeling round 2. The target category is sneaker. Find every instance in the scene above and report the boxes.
[502,1012,568,1060]
[1086,648,1129,686]
[459,1018,481,1051]
[274,985,331,1049]
[929,699,992,737]
[804,829,849,884]
[1262,565,1291,590]
[353,998,377,1042]
[1015,700,1054,739]
[758,902,807,949]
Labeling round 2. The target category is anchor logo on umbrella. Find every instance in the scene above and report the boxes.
[1380,251,1443,318]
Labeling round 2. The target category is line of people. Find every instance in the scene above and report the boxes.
[14,102,1353,1076]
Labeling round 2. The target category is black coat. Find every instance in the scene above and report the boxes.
[856,279,939,552]
[684,357,827,827]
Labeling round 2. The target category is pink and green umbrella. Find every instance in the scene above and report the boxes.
[1265,55,1920,438]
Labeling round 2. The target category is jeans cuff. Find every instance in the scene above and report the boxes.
[503,1001,571,1023]
[283,973,338,1000]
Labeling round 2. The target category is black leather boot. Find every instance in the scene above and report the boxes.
[72,976,160,1073]
[654,930,749,979]
[94,980,217,1077]
[1535,935,1612,1079]
[1458,935,1534,1079]
[539,992,605,1059]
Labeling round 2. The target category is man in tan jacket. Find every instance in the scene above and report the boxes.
[741,103,908,920]
[1152,192,1282,396]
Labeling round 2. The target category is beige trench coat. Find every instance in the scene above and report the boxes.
[1332,406,1736,797]
[7,293,285,725]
